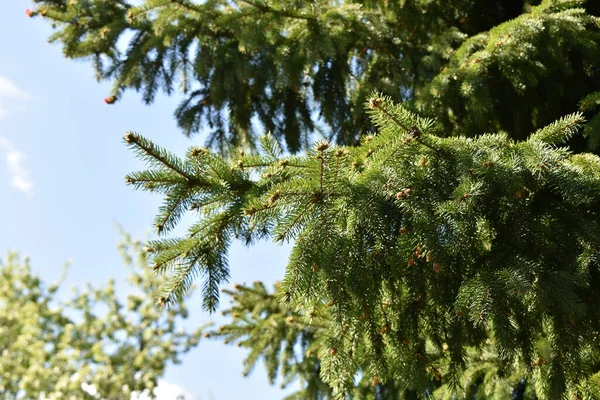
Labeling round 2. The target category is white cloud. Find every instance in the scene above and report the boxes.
[0,75,33,121]
[0,76,31,100]
[0,136,34,195]
[133,379,194,400]
[81,379,193,400]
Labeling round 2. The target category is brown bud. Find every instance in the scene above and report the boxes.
[433,262,442,273]
[312,264,319,273]
[371,376,379,387]
[533,357,547,366]
[368,97,383,109]
[123,132,136,143]
[395,192,404,200]
[316,142,329,151]
[269,189,280,204]
[330,348,337,356]
[399,227,408,234]
[407,257,415,267]
[419,158,427,167]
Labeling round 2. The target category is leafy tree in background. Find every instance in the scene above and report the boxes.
[28,0,600,398]
[0,233,202,399]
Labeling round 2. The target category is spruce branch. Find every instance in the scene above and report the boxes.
[127,97,600,397]
[579,91,600,112]
[528,113,585,146]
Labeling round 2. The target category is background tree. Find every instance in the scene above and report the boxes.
[0,233,202,400]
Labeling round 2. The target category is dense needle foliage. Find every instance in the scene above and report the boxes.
[28,0,600,397]
[124,96,600,398]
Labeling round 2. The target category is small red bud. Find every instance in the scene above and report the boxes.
[25,9,35,18]
[104,96,117,105]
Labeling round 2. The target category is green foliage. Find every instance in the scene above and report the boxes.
[126,95,600,398]
[0,233,202,399]
[30,0,600,397]
[30,0,600,153]
[417,0,600,143]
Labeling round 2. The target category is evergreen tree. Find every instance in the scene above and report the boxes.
[0,233,202,399]
[29,0,600,398]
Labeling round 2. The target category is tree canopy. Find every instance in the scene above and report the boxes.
[0,234,201,399]
[30,0,600,153]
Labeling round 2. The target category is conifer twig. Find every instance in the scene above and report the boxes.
[368,97,438,152]
[238,0,314,21]
[124,132,198,182]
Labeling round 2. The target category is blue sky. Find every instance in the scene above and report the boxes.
[0,3,296,399]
